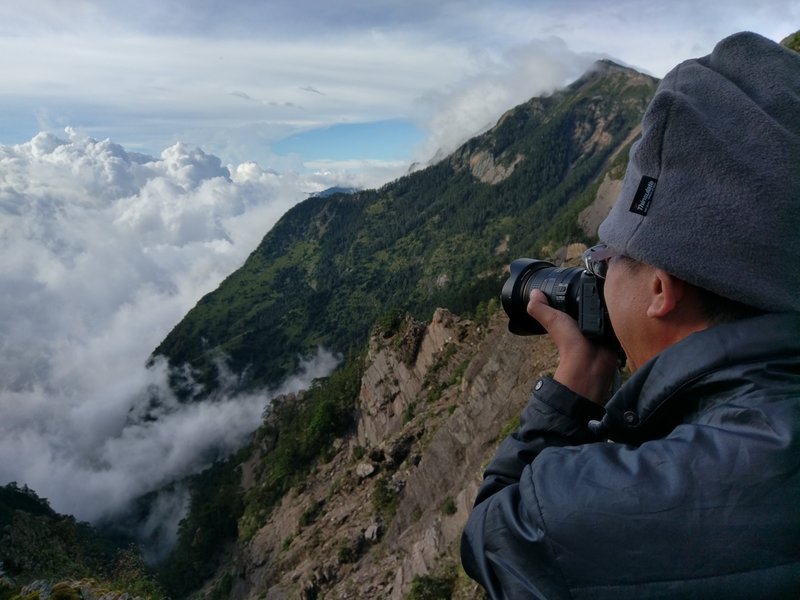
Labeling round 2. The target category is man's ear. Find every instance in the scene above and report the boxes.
[646,269,685,318]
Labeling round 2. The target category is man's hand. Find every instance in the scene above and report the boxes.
[527,290,620,405]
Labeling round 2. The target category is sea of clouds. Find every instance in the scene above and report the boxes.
[0,129,345,549]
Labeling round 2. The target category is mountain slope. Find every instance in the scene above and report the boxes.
[0,483,164,599]
[224,308,560,599]
[152,60,658,395]
[145,60,658,598]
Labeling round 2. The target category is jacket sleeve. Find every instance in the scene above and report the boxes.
[460,376,605,599]
[461,352,800,598]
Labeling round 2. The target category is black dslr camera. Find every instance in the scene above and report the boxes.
[500,258,615,343]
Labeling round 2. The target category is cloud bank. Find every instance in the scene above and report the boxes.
[0,129,342,529]
[1,0,795,175]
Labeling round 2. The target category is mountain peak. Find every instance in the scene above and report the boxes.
[153,61,658,396]
[566,58,658,95]
[591,58,642,74]
[310,186,359,199]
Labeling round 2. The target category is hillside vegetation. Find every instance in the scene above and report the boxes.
[144,60,658,598]
[152,61,658,396]
[0,483,165,600]
[782,30,800,52]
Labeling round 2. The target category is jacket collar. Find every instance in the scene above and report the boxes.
[598,312,800,444]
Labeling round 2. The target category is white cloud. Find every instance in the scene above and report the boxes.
[0,30,475,165]
[0,129,343,531]
[411,38,601,162]
[1,1,795,177]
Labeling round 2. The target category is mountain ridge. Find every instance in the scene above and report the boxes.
[149,59,660,599]
[151,59,658,399]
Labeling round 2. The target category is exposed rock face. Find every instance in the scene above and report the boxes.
[579,172,623,238]
[225,308,558,599]
[467,150,525,184]
[578,123,642,238]
[357,309,463,449]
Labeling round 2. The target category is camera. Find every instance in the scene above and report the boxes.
[500,258,616,343]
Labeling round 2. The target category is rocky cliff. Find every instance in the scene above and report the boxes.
[210,302,563,599]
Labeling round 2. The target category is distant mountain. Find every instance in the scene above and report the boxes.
[310,186,360,198]
[152,59,658,396]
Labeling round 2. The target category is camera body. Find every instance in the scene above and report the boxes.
[500,258,615,343]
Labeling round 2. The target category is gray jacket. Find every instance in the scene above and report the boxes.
[461,312,800,599]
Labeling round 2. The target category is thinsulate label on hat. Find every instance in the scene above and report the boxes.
[629,176,657,215]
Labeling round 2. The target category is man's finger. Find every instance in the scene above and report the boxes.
[527,289,560,331]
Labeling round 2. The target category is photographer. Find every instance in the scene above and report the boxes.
[461,32,800,599]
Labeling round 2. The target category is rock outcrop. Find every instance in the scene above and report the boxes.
[578,172,623,238]
[224,308,558,599]
[466,150,525,184]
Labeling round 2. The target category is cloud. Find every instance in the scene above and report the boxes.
[230,90,257,102]
[0,129,344,532]
[0,29,475,168]
[411,38,601,162]
[0,0,796,176]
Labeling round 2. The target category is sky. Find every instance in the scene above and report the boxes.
[1,1,796,183]
[0,0,796,555]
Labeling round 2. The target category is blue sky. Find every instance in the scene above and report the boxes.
[272,120,425,161]
[0,0,797,187]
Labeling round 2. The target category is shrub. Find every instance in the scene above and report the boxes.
[336,537,365,564]
[441,497,457,516]
[372,476,400,521]
[299,499,326,528]
[406,573,455,600]
[50,583,80,600]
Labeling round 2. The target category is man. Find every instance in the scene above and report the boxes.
[461,31,800,599]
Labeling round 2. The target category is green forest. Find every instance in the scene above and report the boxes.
[153,61,657,397]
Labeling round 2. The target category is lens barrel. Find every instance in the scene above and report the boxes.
[500,259,583,335]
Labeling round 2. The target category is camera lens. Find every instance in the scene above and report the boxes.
[500,259,583,335]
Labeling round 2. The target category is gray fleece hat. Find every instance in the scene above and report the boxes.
[598,32,800,313]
